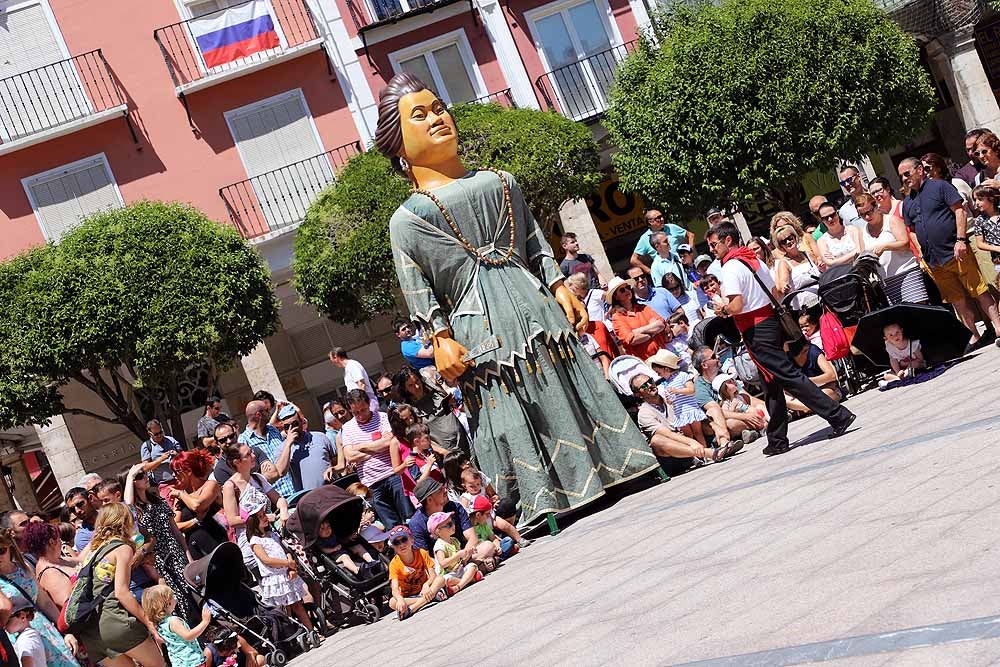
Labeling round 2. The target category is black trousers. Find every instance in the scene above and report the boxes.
[742,316,849,448]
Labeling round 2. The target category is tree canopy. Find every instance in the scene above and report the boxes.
[603,0,937,216]
[294,102,601,325]
[0,201,279,441]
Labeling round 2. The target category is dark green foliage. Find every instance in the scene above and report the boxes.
[293,103,601,325]
[604,0,937,215]
[0,201,279,438]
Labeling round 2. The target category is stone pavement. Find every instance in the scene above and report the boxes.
[292,347,1000,666]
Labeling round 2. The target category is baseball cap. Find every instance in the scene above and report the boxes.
[694,254,713,267]
[413,477,443,505]
[711,373,736,393]
[360,524,390,543]
[427,511,454,535]
[277,404,298,420]
[8,596,33,615]
[471,495,493,513]
[677,243,692,254]
[387,525,412,544]
[706,207,724,219]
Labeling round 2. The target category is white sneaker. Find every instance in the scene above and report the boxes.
[878,380,888,390]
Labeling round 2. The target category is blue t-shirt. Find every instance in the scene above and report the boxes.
[635,286,681,320]
[902,178,963,268]
[400,337,435,369]
[74,522,95,553]
[287,431,336,493]
[410,500,473,552]
[650,255,689,290]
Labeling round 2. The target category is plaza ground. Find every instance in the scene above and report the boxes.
[293,347,1000,666]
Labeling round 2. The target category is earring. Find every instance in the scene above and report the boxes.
[399,157,410,173]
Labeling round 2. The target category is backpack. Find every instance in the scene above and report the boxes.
[733,350,761,387]
[57,539,125,634]
[819,309,851,361]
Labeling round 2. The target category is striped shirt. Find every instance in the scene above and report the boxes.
[340,411,394,486]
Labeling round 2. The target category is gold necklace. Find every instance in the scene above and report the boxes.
[412,168,516,266]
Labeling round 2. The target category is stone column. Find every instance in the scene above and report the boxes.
[6,459,38,512]
[939,26,1000,133]
[240,342,288,402]
[558,198,614,281]
[33,415,86,496]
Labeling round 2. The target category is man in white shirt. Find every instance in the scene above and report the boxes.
[328,346,380,413]
[706,221,856,456]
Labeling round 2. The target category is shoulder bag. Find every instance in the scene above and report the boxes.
[735,259,804,341]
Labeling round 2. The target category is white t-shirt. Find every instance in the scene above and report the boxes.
[343,359,376,403]
[15,627,45,667]
[721,258,776,312]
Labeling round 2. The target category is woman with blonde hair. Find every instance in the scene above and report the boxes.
[773,224,821,304]
[770,211,821,264]
[75,503,164,667]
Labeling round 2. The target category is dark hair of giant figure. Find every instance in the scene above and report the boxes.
[375,72,444,180]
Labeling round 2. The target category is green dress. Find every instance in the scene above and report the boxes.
[390,169,658,524]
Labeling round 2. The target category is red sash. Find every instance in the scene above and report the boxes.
[732,304,775,333]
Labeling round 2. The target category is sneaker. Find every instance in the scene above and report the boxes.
[995,337,1000,349]
[474,570,484,582]
[741,429,761,444]
[517,538,533,549]
[878,380,888,390]
[434,588,449,602]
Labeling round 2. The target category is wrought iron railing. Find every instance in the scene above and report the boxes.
[220,141,363,240]
[0,50,125,143]
[345,0,459,30]
[535,40,637,122]
[153,0,321,88]
[469,88,515,107]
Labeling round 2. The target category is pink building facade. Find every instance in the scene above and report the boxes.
[0,0,650,503]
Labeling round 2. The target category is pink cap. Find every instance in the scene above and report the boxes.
[427,511,455,535]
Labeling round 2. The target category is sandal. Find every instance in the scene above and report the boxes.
[398,606,412,621]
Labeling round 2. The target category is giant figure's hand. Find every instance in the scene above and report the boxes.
[433,331,470,382]
[553,282,589,335]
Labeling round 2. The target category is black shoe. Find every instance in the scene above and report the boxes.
[762,442,790,456]
[829,411,857,438]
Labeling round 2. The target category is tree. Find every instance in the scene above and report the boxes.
[0,201,280,442]
[603,0,937,217]
[294,102,601,325]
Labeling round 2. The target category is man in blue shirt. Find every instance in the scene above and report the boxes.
[393,318,435,369]
[629,209,694,274]
[274,404,337,493]
[239,399,296,498]
[626,266,681,319]
[139,419,184,492]
[649,231,690,289]
[899,157,1000,349]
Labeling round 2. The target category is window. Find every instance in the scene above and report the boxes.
[22,154,124,242]
[390,31,486,105]
[527,0,622,118]
[0,0,89,139]
[225,90,331,231]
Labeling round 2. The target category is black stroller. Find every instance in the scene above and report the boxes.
[285,485,391,627]
[184,542,319,666]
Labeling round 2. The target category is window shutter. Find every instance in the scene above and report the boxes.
[27,158,121,241]
[0,4,64,78]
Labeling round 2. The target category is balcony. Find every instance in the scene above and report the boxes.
[0,50,129,157]
[346,0,469,32]
[468,89,515,107]
[154,0,324,96]
[535,40,637,122]
[220,140,363,241]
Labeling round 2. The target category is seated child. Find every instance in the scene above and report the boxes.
[203,628,265,667]
[386,525,446,620]
[428,512,481,594]
[6,597,44,667]
[880,323,925,387]
[468,495,514,570]
[316,518,376,575]
[458,467,531,548]
[668,311,690,349]
[713,374,768,427]
[799,312,824,352]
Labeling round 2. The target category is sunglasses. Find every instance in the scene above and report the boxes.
[646,215,664,223]
[377,387,392,396]
[900,170,913,179]
[820,213,838,222]
[615,286,629,294]
[282,420,301,431]
[870,187,886,197]
[70,502,87,512]
[859,207,877,219]
[779,236,797,246]
[217,432,238,444]
[635,380,656,393]
[391,536,410,546]
[333,409,349,418]
[975,149,991,157]
[838,175,857,187]
[133,473,147,482]
[438,521,454,529]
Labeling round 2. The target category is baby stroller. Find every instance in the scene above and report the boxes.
[285,485,391,627]
[184,542,319,666]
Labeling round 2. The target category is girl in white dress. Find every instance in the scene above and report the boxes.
[243,496,314,633]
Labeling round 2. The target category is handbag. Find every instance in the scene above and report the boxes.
[735,259,804,341]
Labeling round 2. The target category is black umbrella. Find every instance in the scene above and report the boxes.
[853,304,971,367]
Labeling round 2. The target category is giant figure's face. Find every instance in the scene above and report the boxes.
[398,89,458,167]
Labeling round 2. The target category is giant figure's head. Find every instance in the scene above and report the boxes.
[374,73,459,181]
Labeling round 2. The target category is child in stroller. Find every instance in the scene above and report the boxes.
[316,516,379,577]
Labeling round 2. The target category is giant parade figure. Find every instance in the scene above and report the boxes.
[375,73,658,525]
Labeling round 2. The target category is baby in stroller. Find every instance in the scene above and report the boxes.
[316,517,379,577]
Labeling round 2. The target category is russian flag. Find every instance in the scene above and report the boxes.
[191,0,281,69]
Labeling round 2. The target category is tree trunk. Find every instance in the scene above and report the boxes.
[164,377,188,449]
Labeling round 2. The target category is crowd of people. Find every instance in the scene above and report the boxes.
[0,134,996,667]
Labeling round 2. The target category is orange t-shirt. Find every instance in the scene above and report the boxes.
[389,548,436,597]
[611,304,666,359]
